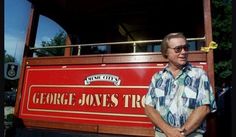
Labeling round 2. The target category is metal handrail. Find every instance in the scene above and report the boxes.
[29,37,205,51]
[30,37,205,55]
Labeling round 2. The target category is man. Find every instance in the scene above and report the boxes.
[144,33,216,137]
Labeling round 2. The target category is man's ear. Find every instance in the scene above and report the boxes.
[165,52,169,58]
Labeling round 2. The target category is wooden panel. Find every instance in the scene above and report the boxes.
[99,125,154,137]
[187,51,207,62]
[22,119,98,133]
[103,51,206,64]
[103,53,167,63]
[26,56,103,66]
[21,119,154,136]
[25,51,206,66]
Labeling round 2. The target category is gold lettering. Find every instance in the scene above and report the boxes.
[49,93,54,104]
[39,92,46,104]
[56,93,61,104]
[141,95,146,108]
[32,92,39,104]
[32,92,76,105]
[102,94,108,107]
[78,93,119,107]
[111,94,118,107]
[86,94,94,106]
[123,94,131,108]
[68,93,76,106]
[132,95,141,108]
[123,94,146,108]
[95,94,102,106]
[78,93,85,106]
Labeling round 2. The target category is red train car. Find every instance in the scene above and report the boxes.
[14,0,216,136]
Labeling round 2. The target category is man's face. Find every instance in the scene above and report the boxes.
[166,37,188,67]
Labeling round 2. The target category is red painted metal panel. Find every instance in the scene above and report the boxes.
[19,62,207,128]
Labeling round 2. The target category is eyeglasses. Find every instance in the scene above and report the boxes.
[168,44,189,53]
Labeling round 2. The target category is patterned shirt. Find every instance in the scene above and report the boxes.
[145,63,217,133]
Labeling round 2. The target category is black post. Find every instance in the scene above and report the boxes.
[0,0,5,136]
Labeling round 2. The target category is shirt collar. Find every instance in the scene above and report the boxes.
[163,62,192,73]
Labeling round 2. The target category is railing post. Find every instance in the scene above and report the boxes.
[133,43,136,53]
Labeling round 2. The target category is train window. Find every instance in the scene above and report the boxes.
[34,15,67,57]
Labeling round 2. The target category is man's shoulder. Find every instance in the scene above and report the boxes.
[188,63,206,73]
[152,68,167,78]
[186,63,207,78]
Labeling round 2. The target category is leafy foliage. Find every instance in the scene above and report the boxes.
[35,31,66,56]
[4,52,15,63]
[212,0,232,87]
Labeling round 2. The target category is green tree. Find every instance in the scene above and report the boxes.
[4,51,15,63]
[35,31,66,56]
[212,0,232,87]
